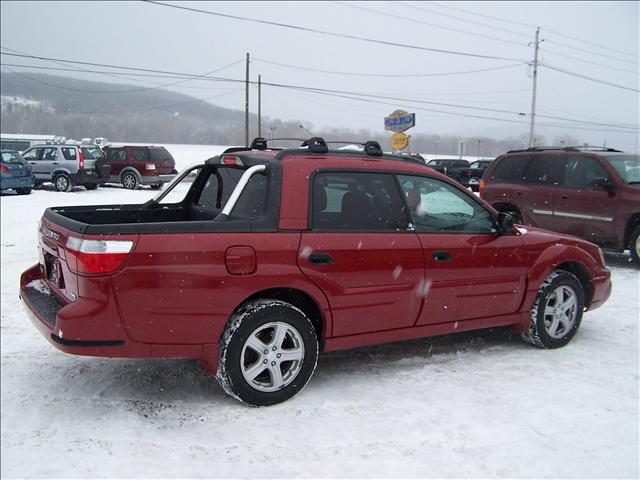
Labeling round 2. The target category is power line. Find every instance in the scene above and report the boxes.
[0,46,245,93]
[253,58,527,78]
[425,1,639,59]
[141,0,527,62]
[541,62,640,93]
[394,1,533,40]
[334,1,527,48]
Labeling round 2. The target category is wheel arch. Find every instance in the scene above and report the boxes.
[120,167,141,179]
[523,244,600,315]
[240,287,328,348]
[51,168,73,178]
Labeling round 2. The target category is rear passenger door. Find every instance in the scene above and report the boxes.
[106,148,126,178]
[298,171,425,337]
[553,155,619,245]
[518,154,565,231]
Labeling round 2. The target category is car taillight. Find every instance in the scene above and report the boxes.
[78,149,85,170]
[479,179,486,197]
[65,237,133,275]
[27,164,32,173]
[0,164,9,174]
[145,163,156,170]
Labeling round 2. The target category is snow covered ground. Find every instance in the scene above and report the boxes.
[1,145,638,478]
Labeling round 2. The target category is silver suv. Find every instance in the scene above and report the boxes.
[21,144,111,192]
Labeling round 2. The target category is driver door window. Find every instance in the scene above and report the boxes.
[397,175,495,234]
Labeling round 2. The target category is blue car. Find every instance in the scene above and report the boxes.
[1,150,36,195]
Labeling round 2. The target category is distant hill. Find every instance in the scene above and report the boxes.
[0,72,256,144]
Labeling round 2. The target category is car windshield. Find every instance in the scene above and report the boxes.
[607,155,640,184]
[1,151,25,164]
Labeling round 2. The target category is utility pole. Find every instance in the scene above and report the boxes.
[459,141,464,159]
[258,74,262,138]
[528,28,541,148]
[245,52,250,147]
[476,139,481,158]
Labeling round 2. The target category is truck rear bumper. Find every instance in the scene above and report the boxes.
[19,264,215,365]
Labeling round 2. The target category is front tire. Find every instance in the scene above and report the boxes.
[84,184,98,191]
[149,183,163,190]
[53,173,72,192]
[16,187,32,195]
[629,226,640,265]
[522,270,585,349]
[216,300,319,406]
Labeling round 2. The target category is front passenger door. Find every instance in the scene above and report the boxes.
[397,175,528,326]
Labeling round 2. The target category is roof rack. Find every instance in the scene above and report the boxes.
[506,145,623,154]
[227,137,384,157]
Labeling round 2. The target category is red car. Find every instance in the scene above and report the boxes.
[20,137,611,406]
[102,145,177,190]
[480,146,640,264]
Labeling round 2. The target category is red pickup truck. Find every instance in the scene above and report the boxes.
[20,137,611,406]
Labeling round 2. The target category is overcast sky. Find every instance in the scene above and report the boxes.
[1,1,638,151]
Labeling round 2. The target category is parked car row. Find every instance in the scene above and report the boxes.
[1,143,177,193]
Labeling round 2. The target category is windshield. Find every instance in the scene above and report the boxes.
[607,155,640,184]
[1,151,25,164]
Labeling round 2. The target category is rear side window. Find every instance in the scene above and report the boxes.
[61,147,77,160]
[563,156,609,189]
[312,172,409,231]
[132,148,150,162]
[522,155,565,185]
[149,148,174,162]
[492,155,530,182]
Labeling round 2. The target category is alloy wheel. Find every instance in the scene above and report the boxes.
[542,285,578,339]
[240,321,305,392]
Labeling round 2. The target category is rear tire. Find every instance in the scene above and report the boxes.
[84,184,98,190]
[121,172,139,190]
[522,270,585,349]
[216,300,319,406]
[630,226,640,265]
[53,173,72,192]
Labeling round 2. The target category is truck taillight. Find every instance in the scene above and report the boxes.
[479,179,486,197]
[222,156,243,166]
[65,237,133,275]
[78,148,85,170]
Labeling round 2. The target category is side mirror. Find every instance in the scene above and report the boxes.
[588,177,616,193]
[496,212,514,235]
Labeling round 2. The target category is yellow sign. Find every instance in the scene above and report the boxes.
[390,132,409,151]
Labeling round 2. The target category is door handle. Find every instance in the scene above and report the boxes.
[29,162,36,165]
[561,195,569,199]
[52,162,59,165]
[309,253,334,265]
[432,251,452,262]
[515,191,523,196]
